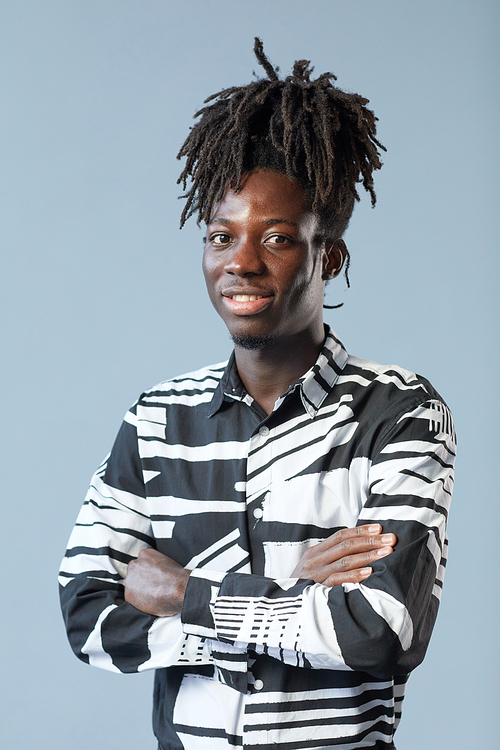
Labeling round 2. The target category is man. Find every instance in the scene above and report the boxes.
[60,40,455,749]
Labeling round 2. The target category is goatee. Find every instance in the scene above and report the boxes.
[230,334,277,351]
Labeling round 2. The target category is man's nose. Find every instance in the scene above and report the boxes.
[224,238,265,276]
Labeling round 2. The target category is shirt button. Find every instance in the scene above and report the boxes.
[253,507,263,519]
[259,426,270,437]
[254,679,264,691]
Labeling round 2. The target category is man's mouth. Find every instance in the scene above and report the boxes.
[231,294,265,302]
[222,292,273,315]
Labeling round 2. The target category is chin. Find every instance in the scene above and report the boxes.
[230,333,277,351]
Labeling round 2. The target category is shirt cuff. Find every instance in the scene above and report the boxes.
[181,568,226,638]
[181,568,250,694]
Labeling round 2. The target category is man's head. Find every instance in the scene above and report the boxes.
[177,37,386,288]
[202,168,345,351]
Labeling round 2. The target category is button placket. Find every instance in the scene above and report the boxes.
[247,424,273,543]
[247,424,273,501]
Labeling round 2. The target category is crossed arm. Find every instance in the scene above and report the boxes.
[124,524,396,617]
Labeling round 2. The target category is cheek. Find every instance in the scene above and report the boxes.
[283,254,322,297]
[201,248,210,278]
[202,252,222,304]
[202,250,215,282]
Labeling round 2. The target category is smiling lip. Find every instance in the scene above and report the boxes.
[222,291,274,316]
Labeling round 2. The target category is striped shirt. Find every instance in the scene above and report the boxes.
[59,326,456,749]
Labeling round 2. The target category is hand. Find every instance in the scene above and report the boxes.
[290,524,396,587]
[124,548,191,617]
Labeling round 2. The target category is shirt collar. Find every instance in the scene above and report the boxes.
[207,325,348,419]
[296,326,349,416]
[207,351,244,417]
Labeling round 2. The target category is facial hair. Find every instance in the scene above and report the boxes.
[230,334,277,351]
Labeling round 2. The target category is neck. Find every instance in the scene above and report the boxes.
[233,327,326,415]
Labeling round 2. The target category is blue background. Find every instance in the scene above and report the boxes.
[1,1,498,747]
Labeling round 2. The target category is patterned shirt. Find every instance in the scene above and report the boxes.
[59,327,456,749]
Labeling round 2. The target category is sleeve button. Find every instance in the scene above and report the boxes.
[254,679,264,691]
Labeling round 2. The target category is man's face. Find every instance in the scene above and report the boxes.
[202,169,339,349]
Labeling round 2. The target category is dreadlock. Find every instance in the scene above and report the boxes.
[177,38,385,296]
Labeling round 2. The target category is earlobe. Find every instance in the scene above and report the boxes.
[322,239,347,280]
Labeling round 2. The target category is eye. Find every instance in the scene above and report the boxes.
[266,234,291,245]
[210,233,232,246]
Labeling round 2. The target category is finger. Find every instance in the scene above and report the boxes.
[312,525,394,555]
[310,533,396,568]
[323,566,373,587]
[333,524,382,542]
[290,526,397,580]
[334,533,396,557]
[325,545,394,576]
[332,526,396,547]
[296,542,394,583]
[316,525,381,549]
[307,545,393,583]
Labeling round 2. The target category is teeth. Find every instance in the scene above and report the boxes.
[232,295,263,302]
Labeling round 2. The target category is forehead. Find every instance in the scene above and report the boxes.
[209,169,313,224]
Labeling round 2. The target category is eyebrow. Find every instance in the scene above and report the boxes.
[208,217,299,227]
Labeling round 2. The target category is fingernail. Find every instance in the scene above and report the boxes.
[381,534,393,543]
[367,524,381,533]
[360,567,372,577]
[377,546,392,557]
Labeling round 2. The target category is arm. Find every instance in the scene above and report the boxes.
[59,413,212,673]
[123,523,397,615]
[178,397,455,678]
[123,523,397,693]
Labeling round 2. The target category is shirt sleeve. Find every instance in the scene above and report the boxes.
[59,410,213,674]
[181,396,456,680]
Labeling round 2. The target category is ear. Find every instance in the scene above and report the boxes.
[322,239,347,280]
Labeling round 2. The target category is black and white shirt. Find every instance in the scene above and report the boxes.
[59,327,456,749]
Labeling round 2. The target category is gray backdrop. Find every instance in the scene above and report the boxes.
[1,1,498,747]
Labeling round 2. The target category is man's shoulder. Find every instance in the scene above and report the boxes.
[147,360,228,390]
[340,352,456,447]
[345,354,421,385]
[136,360,228,408]
[325,329,434,396]
[339,354,442,408]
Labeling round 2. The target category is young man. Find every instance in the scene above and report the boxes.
[60,40,455,749]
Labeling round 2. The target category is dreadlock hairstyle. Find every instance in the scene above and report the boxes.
[177,38,385,302]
